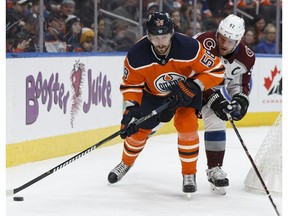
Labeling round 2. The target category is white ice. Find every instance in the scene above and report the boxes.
[6,127,283,216]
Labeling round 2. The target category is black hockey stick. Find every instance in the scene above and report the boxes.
[6,101,171,196]
[228,115,280,216]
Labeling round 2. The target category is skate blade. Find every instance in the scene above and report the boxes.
[184,190,196,199]
[210,184,226,195]
[186,193,192,199]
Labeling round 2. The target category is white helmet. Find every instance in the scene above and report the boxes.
[217,14,245,41]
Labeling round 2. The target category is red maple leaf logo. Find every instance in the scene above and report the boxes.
[264,66,280,90]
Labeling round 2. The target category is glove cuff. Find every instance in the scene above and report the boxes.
[124,100,140,109]
[207,93,220,108]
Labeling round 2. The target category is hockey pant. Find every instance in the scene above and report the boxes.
[121,91,200,175]
[201,104,227,168]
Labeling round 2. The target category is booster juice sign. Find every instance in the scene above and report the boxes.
[26,61,112,127]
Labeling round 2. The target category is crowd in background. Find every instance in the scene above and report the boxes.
[6,0,282,54]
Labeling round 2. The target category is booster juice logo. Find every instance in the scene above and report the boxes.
[25,61,112,126]
[70,60,85,127]
[26,72,70,125]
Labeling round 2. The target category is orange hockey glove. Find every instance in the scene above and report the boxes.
[120,103,141,139]
[169,80,200,109]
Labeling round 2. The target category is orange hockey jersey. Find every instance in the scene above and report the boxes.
[120,32,225,104]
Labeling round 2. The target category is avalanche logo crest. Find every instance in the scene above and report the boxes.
[154,73,185,93]
[264,66,282,96]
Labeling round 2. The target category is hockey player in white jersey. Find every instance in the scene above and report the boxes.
[194,14,255,194]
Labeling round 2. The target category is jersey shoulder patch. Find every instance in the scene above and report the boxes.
[195,32,219,55]
[236,43,255,70]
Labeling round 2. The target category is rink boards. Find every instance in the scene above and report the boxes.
[6,53,282,167]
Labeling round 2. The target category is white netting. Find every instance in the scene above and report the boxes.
[244,113,282,196]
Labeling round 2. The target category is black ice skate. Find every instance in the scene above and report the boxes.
[182,174,197,194]
[206,166,229,195]
[108,161,132,184]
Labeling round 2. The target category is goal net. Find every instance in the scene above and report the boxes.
[244,113,282,196]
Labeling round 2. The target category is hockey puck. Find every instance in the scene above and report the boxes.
[13,196,24,201]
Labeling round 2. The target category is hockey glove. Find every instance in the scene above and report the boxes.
[169,80,200,110]
[120,103,141,139]
[230,93,249,121]
[207,90,233,121]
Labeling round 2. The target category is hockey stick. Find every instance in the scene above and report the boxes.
[228,115,281,216]
[6,101,171,196]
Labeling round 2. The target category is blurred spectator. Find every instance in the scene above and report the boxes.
[259,0,273,6]
[254,23,276,54]
[201,16,218,32]
[75,0,94,28]
[185,21,201,37]
[223,0,234,15]
[60,0,76,16]
[101,0,124,11]
[170,9,185,33]
[7,15,21,50]
[7,0,30,30]
[5,0,282,54]
[48,0,79,5]
[201,0,212,17]
[195,8,202,23]
[203,0,230,17]
[7,0,14,9]
[142,2,159,34]
[24,12,39,33]
[181,2,203,32]
[7,10,41,53]
[112,0,139,22]
[109,20,136,51]
[179,3,193,31]
[253,15,266,44]
[213,11,226,25]
[64,15,82,51]
[20,12,41,52]
[146,2,159,15]
[162,0,174,14]
[26,0,49,18]
[45,11,67,52]
[258,1,279,23]
[6,38,15,52]
[242,27,257,50]
[73,28,94,52]
[46,1,60,13]
[9,29,32,52]
[91,16,115,52]
[237,0,256,9]
[201,11,227,31]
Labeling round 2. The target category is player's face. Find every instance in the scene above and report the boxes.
[148,33,172,55]
[217,33,238,56]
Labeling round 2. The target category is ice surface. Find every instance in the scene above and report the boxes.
[6,127,283,216]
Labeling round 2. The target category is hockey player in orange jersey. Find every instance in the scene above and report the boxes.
[108,12,225,194]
